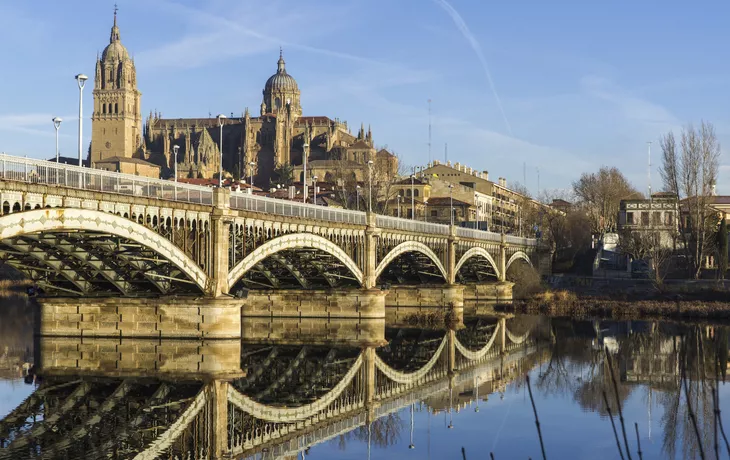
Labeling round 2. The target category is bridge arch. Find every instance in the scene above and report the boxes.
[0,208,208,293]
[227,233,363,288]
[375,241,447,282]
[454,247,501,280]
[506,251,533,273]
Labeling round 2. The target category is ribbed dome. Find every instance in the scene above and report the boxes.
[102,41,129,62]
[264,51,299,93]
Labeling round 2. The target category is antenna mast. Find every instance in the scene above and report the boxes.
[428,99,432,163]
[537,167,540,197]
[444,143,448,163]
[647,141,652,198]
[523,162,526,190]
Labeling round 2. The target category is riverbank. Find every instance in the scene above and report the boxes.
[500,290,730,322]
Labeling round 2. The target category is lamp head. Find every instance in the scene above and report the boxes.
[249,162,256,167]
[303,143,309,149]
[75,74,88,82]
[217,114,227,126]
[173,145,179,154]
[52,117,62,128]
[367,160,374,165]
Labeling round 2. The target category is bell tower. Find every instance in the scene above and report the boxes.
[90,7,143,164]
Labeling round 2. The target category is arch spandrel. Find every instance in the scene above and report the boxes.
[0,208,208,292]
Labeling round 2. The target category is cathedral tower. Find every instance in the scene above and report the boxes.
[261,49,302,117]
[90,9,143,164]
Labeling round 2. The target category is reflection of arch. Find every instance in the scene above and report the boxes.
[454,247,501,280]
[506,251,532,272]
[227,233,363,288]
[227,355,363,422]
[505,327,530,344]
[0,208,208,291]
[374,241,447,281]
[374,336,447,384]
[454,322,501,360]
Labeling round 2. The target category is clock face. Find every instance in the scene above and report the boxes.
[105,141,111,149]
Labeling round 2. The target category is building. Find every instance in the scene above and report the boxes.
[421,160,529,233]
[618,192,679,249]
[89,10,152,174]
[89,11,396,185]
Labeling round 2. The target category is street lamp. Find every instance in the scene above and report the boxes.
[172,145,179,182]
[356,185,361,211]
[424,199,428,222]
[411,173,415,219]
[409,403,415,449]
[74,74,88,167]
[216,114,226,187]
[313,175,318,206]
[367,160,374,213]
[449,184,454,226]
[475,192,479,230]
[302,143,309,203]
[249,161,256,191]
[397,195,401,218]
[52,117,62,164]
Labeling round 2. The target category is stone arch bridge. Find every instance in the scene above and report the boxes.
[0,154,548,301]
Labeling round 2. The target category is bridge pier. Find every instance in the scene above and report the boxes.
[38,297,242,339]
[462,282,514,303]
[242,288,386,319]
[211,188,232,297]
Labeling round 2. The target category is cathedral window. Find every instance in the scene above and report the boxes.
[414,190,420,197]
[275,97,282,110]
[115,103,118,114]
[103,104,106,114]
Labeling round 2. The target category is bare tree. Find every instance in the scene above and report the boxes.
[619,229,674,284]
[660,121,721,278]
[573,167,640,235]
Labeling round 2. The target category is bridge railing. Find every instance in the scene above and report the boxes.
[0,153,214,205]
[376,215,450,235]
[455,226,501,242]
[230,192,367,225]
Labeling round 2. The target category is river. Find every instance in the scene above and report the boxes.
[0,295,726,459]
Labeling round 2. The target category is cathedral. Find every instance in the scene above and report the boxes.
[89,10,395,186]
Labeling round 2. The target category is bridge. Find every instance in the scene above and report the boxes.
[0,316,549,459]
[0,154,549,337]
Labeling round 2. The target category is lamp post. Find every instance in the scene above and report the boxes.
[249,161,256,191]
[172,145,179,182]
[356,185,361,211]
[424,199,428,222]
[409,403,415,449]
[475,192,479,230]
[216,114,226,187]
[302,143,309,203]
[312,175,318,206]
[449,184,454,226]
[397,195,401,218]
[411,173,415,219]
[74,74,88,167]
[367,160,374,213]
[52,117,62,164]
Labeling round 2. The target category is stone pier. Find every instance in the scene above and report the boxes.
[38,297,242,339]
[385,285,464,308]
[462,282,514,303]
[242,288,386,319]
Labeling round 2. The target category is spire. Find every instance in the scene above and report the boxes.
[110,4,121,43]
[277,47,285,73]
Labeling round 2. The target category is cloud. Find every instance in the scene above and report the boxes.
[432,0,512,136]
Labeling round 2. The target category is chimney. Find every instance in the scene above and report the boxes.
[482,170,489,181]
[288,185,296,200]
[712,182,717,196]
[499,177,506,187]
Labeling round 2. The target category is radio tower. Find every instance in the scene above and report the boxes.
[647,141,652,198]
[428,99,432,164]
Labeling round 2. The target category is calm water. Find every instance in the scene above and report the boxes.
[1,296,728,459]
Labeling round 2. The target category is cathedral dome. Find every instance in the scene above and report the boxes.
[102,41,129,62]
[264,51,299,93]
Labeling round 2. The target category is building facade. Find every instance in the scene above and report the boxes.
[618,192,679,249]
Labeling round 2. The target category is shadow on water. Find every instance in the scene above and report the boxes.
[0,294,37,382]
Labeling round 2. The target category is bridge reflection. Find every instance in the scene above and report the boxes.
[0,315,549,459]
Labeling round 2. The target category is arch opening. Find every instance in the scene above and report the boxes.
[375,242,447,285]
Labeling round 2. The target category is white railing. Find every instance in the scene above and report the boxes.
[0,153,213,206]
[376,215,450,235]
[505,234,537,247]
[455,226,502,242]
[230,193,367,225]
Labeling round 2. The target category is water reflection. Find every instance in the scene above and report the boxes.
[1,311,730,459]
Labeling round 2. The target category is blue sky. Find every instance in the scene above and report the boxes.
[2,0,730,194]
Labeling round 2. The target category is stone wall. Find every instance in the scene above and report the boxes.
[39,297,241,339]
[241,317,386,346]
[242,289,386,319]
[385,285,464,308]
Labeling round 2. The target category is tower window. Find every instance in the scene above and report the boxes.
[275,97,282,110]
[103,104,106,114]
[115,103,118,114]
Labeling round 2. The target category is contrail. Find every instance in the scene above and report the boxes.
[433,0,513,136]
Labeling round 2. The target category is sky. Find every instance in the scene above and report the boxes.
[2,0,730,195]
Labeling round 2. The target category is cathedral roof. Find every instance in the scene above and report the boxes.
[101,10,130,62]
[348,140,373,150]
[264,49,299,94]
